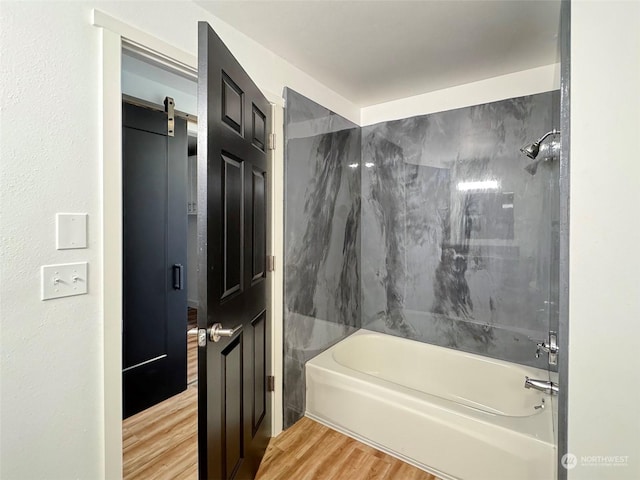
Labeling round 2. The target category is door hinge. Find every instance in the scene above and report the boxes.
[267,375,275,392]
[267,132,276,151]
[164,96,175,137]
[267,255,276,272]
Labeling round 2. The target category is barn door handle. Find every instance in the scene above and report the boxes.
[209,323,243,342]
[172,264,184,290]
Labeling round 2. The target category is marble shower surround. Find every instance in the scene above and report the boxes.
[361,91,560,369]
[283,88,559,429]
[283,88,361,428]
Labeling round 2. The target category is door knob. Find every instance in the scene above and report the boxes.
[209,323,243,342]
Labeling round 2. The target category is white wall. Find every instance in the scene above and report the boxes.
[568,2,640,479]
[0,2,357,479]
[0,3,103,478]
[361,63,560,126]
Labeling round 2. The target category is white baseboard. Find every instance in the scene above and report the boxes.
[188,299,199,309]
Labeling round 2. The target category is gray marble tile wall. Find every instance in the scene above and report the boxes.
[283,89,560,429]
[283,88,361,428]
[361,91,560,370]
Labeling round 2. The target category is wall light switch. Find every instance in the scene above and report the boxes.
[56,213,87,249]
[41,262,88,300]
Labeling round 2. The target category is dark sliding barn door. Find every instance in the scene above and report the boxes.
[122,100,188,418]
[197,22,271,479]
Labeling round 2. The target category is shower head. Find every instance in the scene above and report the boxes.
[520,129,560,160]
[520,142,540,159]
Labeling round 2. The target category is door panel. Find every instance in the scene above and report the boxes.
[252,170,266,283]
[222,154,244,300]
[223,336,244,479]
[122,101,188,419]
[251,106,266,150]
[222,73,244,135]
[251,311,266,436]
[197,22,271,480]
[123,127,167,367]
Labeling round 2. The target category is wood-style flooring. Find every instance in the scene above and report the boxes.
[124,308,437,480]
[123,308,199,479]
[256,417,438,480]
[125,409,436,480]
[123,384,197,479]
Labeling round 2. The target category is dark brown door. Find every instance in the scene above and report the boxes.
[122,100,188,418]
[197,22,270,480]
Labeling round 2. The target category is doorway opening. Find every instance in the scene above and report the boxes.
[120,46,200,478]
[95,14,284,476]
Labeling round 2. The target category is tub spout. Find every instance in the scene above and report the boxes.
[524,376,559,395]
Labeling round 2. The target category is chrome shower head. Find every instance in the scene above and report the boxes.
[520,142,540,159]
[520,129,560,160]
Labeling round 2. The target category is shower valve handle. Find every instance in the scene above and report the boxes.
[535,331,559,365]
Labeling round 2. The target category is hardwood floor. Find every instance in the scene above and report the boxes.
[125,309,435,480]
[123,308,199,480]
[123,384,197,479]
[256,417,439,480]
[125,408,436,480]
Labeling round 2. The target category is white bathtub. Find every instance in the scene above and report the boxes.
[305,329,556,480]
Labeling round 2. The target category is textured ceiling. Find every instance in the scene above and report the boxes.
[197,0,561,107]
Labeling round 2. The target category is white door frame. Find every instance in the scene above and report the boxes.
[92,10,284,478]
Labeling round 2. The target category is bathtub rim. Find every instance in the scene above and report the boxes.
[329,328,556,417]
[307,328,557,446]
[333,327,557,376]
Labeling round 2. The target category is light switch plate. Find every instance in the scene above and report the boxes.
[56,213,87,249]
[41,262,88,300]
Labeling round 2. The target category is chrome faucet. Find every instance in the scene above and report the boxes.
[524,376,559,395]
[536,331,559,366]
